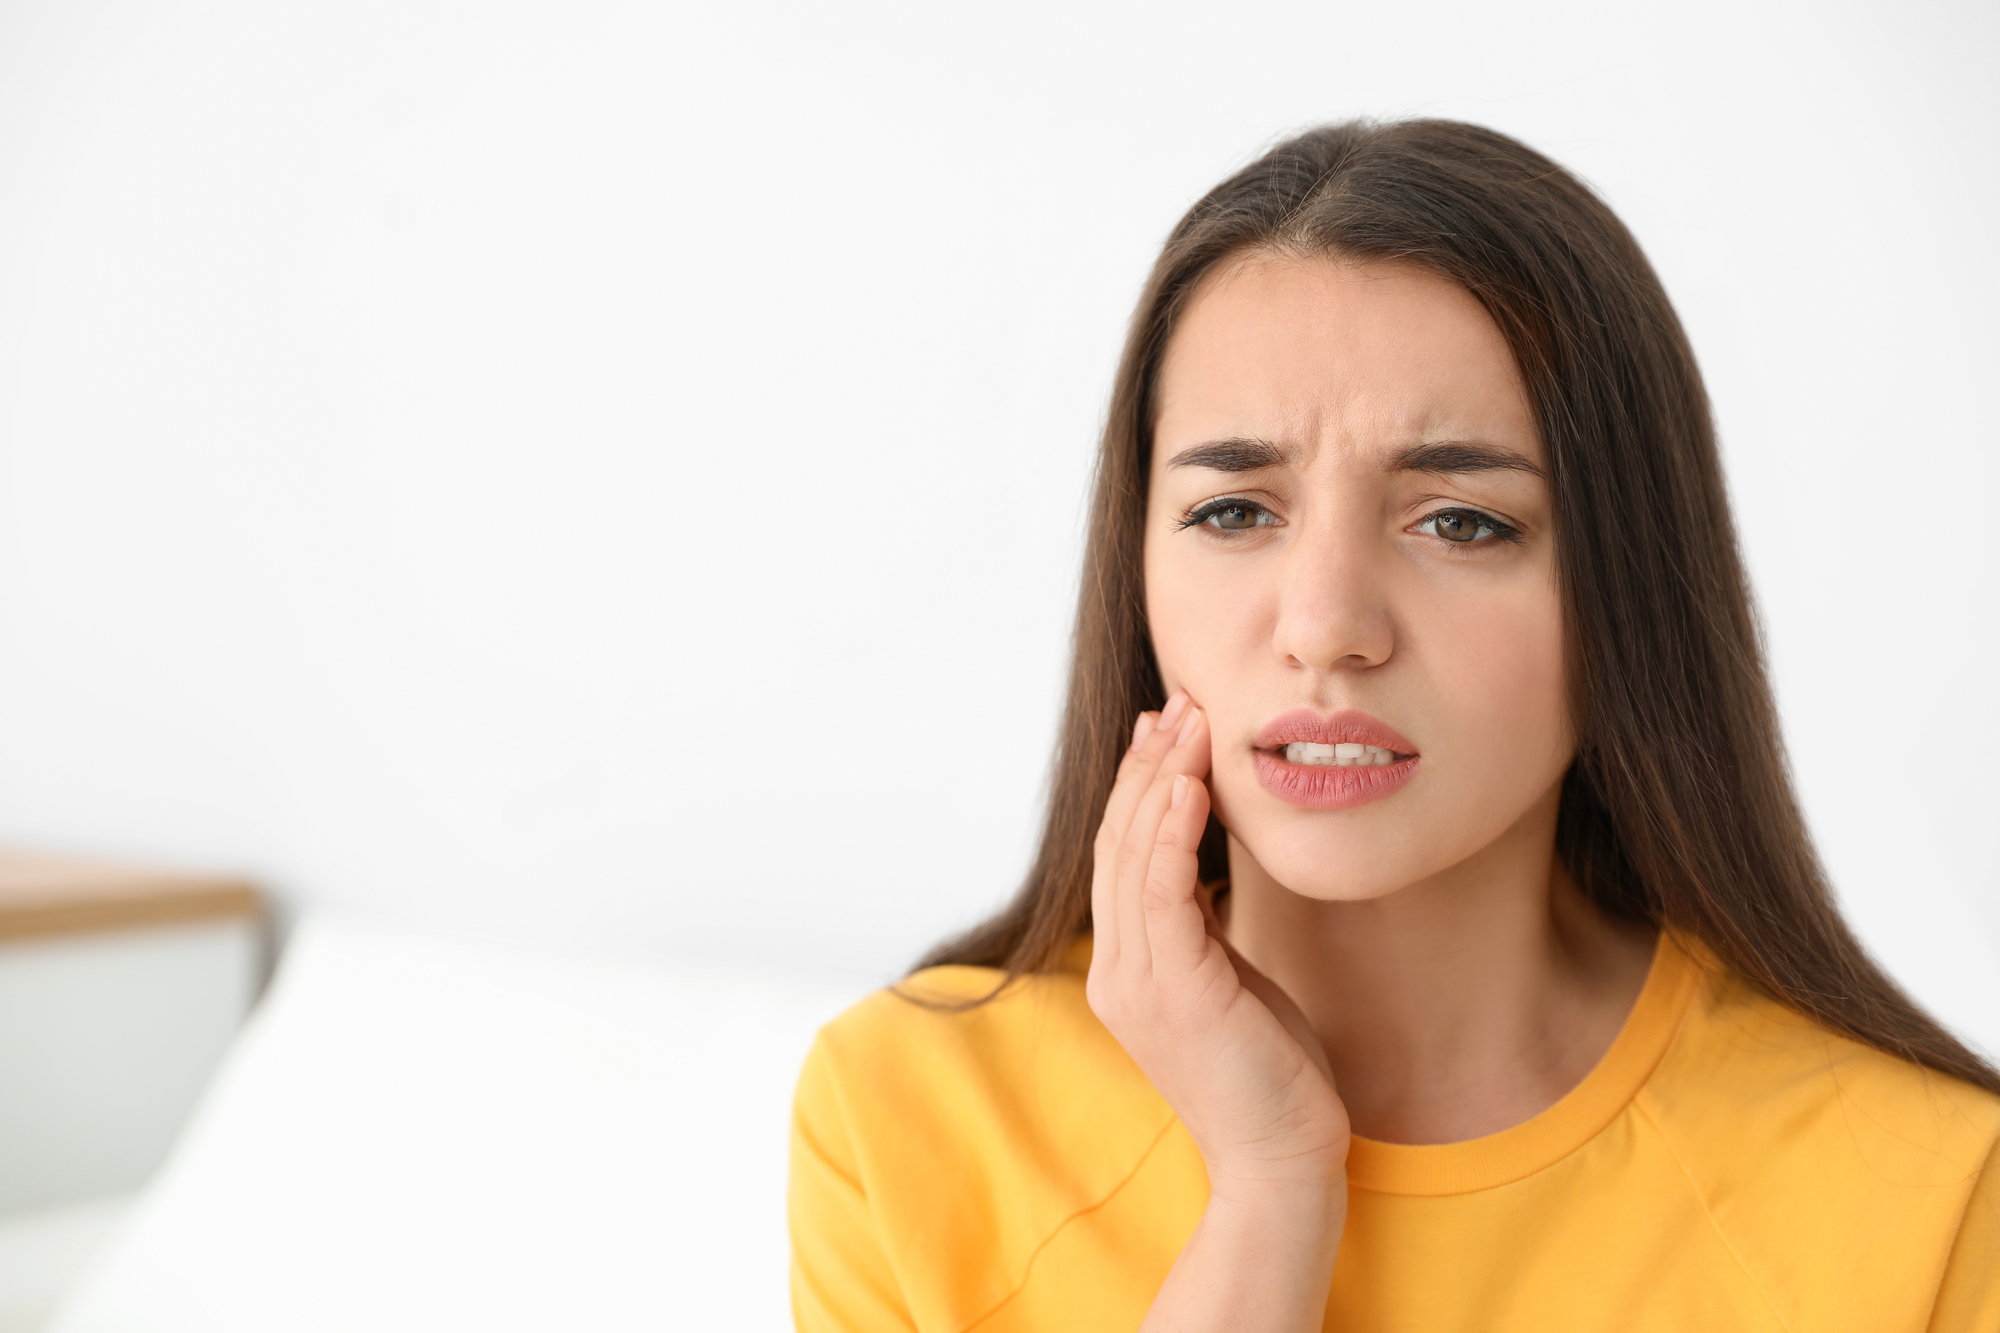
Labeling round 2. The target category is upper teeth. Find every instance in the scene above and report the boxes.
[1284,741,1397,767]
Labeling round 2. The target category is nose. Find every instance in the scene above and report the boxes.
[1270,517,1394,673]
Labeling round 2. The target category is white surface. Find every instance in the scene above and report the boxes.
[50,917,860,1333]
[0,0,1993,1046]
[0,1197,130,1333]
[0,923,258,1214]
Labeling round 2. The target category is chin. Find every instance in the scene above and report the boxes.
[1232,822,1440,902]
[1212,769,1511,903]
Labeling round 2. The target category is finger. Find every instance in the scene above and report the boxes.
[1099,690,1190,846]
[1142,771,1214,980]
[1116,706,1210,976]
[1093,710,1159,972]
[1092,692,1188,970]
[1166,696,1213,783]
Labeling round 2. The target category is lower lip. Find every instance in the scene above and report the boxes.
[1253,750,1419,809]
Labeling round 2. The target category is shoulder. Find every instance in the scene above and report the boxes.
[807,954,1100,1102]
[797,945,1169,1177]
[790,943,1180,1331]
[1643,949,2000,1183]
[1638,943,2000,1328]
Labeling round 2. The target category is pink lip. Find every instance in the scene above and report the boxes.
[1254,708,1418,753]
[1252,708,1420,811]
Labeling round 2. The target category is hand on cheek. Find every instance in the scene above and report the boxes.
[1087,691,1349,1201]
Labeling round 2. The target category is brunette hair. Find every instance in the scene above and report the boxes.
[921,118,1999,1094]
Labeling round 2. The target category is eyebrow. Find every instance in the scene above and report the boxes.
[1389,440,1544,478]
[1164,436,1545,478]
[1163,437,1291,472]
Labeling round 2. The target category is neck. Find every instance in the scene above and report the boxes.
[1220,785,1656,1145]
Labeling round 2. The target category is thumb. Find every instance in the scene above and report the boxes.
[1201,895,1337,1089]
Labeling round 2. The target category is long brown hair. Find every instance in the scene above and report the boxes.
[922,118,1999,1095]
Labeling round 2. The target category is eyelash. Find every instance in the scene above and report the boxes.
[1176,497,1276,533]
[1175,497,1525,545]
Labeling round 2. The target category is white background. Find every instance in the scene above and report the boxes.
[0,0,1994,1047]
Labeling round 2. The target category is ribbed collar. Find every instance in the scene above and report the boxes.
[1062,929,1703,1197]
[1345,931,1701,1196]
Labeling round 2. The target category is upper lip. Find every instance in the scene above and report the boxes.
[1254,708,1418,755]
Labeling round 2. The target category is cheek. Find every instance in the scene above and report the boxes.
[1142,535,1267,696]
[1421,578,1571,771]
[1143,533,1196,687]
[1144,536,1274,838]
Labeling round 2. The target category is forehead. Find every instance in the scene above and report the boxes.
[1153,253,1537,466]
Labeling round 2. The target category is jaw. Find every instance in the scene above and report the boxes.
[1213,762,1568,907]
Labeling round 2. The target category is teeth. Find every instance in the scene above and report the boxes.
[1283,742,1400,768]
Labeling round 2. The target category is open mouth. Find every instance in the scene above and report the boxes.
[1277,742,1411,768]
[1252,708,1420,809]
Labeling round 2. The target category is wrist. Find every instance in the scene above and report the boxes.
[1201,1138,1349,1207]
[1202,1168,1348,1238]
[1139,1170,1347,1333]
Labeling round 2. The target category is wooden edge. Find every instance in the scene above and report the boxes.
[0,884,264,944]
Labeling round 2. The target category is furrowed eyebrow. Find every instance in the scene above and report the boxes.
[1164,437,1290,472]
[1389,440,1544,478]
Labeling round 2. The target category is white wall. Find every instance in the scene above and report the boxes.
[0,0,1993,1044]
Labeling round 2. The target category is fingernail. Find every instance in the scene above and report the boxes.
[1130,712,1156,752]
[1176,706,1202,747]
[1159,690,1190,731]
[1171,774,1189,809]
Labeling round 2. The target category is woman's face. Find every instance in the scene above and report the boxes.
[1144,253,1569,902]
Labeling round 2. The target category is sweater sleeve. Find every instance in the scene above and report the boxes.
[1928,1134,2000,1332]
[788,1030,919,1333]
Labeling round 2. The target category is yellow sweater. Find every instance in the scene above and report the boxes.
[789,933,2000,1332]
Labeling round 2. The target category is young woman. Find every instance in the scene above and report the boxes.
[788,120,2000,1331]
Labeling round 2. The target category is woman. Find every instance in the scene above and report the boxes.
[788,120,2000,1331]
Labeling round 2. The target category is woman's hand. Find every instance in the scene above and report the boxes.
[1087,691,1350,1331]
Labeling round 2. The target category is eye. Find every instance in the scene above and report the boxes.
[1181,498,1278,534]
[1415,507,1520,545]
